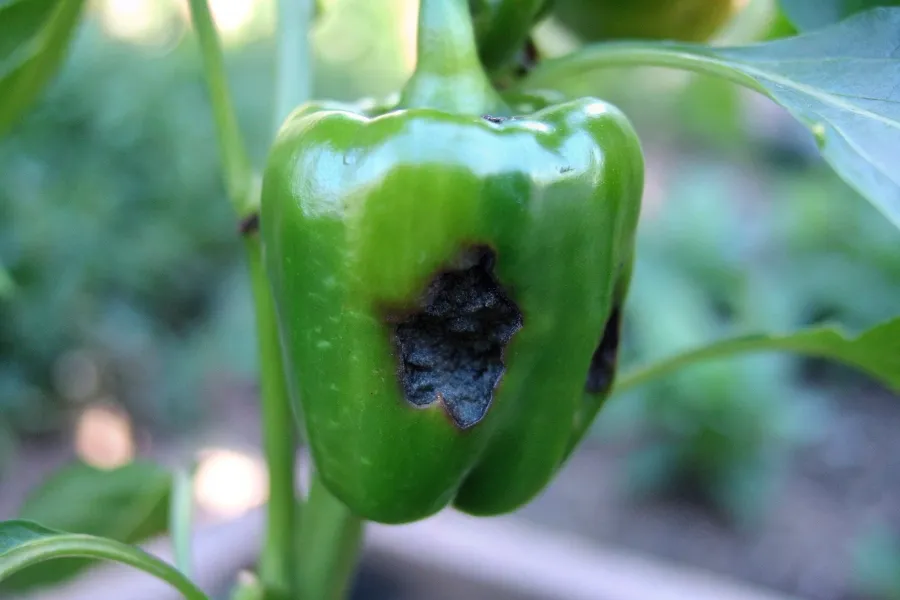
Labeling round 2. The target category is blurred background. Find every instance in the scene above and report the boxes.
[1,1,899,599]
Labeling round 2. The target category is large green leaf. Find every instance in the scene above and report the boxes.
[614,317,900,395]
[2,460,172,592]
[0,0,86,135]
[520,8,900,230]
[0,520,208,599]
[780,0,900,31]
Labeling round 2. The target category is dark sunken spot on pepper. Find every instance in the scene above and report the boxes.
[585,306,622,395]
[389,246,522,430]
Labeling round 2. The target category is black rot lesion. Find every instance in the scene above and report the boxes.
[585,305,623,396]
[384,246,523,430]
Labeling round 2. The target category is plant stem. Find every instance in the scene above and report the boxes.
[296,475,364,600]
[611,329,856,396]
[247,239,297,600]
[413,0,483,80]
[273,0,313,135]
[187,2,299,597]
[516,41,768,98]
[186,0,255,218]
[399,0,507,114]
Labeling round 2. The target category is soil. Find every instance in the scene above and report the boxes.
[2,378,899,600]
[517,385,900,600]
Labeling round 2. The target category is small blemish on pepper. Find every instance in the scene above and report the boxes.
[585,306,622,395]
[238,212,260,236]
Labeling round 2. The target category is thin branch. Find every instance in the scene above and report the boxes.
[186,0,255,218]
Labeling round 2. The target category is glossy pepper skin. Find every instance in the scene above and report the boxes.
[553,0,741,43]
[261,0,643,524]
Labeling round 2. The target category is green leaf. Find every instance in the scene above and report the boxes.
[0,0,86,135]
[0,520,208,599]
[519,8,900,230]
[780,0,900,31]
[3,460,172,592]
[613,317,900,395]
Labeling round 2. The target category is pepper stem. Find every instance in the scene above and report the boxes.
[399,0,508,115]
[296,474,364,600]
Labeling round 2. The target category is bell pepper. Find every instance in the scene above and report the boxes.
[553,0,741,43]
[261,0,643,524]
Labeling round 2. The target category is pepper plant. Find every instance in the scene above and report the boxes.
[1,0,899,599]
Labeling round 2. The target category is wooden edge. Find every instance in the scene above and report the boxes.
[366,511,802,600]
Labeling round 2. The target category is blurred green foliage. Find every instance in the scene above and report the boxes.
[853,525,900,600]
[0,2,412,448]
[572,2,900,521]
[0,23,249,435]
[594,153,900,523]
[774,171,900,331]
[595,162,817,524]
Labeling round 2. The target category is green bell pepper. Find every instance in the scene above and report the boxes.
[261,0,643,524]
[552,0,742,43]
